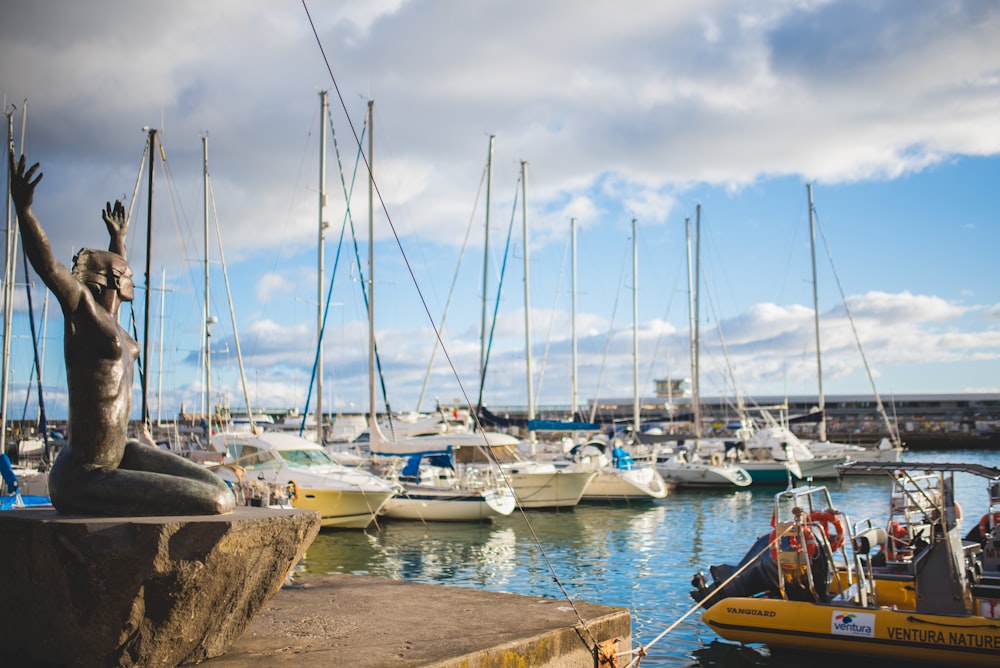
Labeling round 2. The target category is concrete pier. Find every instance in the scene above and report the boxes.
[204,574,631,667]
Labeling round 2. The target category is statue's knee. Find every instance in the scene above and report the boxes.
[214,488,237,514]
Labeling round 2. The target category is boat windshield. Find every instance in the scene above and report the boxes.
[234,446,280,470]
[278,448,336,468]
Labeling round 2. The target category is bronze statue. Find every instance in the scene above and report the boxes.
[8,151,234,516]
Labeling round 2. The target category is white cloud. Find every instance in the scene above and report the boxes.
[255,272,294,302]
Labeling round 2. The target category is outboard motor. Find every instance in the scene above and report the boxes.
[690,532,779,606]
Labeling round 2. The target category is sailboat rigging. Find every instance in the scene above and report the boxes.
[299,91,366,440]
[1,104,21,459]
[414,163,486,413]
[805,184,903,457]
[1,99,52,467]
[19,248,48,461]
[652,207,753,488]
[476,164,521,413]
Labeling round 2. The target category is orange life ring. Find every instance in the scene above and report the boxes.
[808,510,845,551]
[288,479,300,503]
[978,512,1000,536]
[770,525,818,561]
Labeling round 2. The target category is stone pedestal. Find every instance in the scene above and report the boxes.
[0,507,321,667]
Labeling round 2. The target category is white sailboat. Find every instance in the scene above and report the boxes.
[573,218,670,502]
[566,435,670,501]
[800,183,903,463]
[373,448,515,522]
[355,105,552,515]
[369,426,596,510]
[369,138,595,511]
[653,207,752,488]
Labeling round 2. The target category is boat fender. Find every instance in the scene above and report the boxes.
[808,510,845,551]
[288,479,300,503]
[853,526,887,555]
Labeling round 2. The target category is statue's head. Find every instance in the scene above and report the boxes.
[71,248,134,302]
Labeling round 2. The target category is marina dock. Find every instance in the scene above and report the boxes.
[203,574,630,667]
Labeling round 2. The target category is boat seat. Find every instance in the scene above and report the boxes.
[853,526,887,555]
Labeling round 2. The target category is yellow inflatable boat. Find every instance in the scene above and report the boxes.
[693,462,1000,666]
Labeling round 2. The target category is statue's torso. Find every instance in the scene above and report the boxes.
[64,297,140,468]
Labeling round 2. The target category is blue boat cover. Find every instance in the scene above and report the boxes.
[0,454,19,492]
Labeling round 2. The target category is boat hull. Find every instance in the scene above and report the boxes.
[657,462,752,488]
[383,486,515,522]
[292,488,395,529]
[503,468,596,509]
[703,596,1000,666]
[795,456,846,479]
[580,467,670,502]
[738,461,796,485]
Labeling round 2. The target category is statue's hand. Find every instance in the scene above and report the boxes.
[8,151,43,210]
[103,200,128,239]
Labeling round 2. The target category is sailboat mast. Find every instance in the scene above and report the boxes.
[1,109,16,455]
[694,204,701,440]
[367,99,376,430]
[807,183,826,441]
[570,217,578,418]
[686,208,702,442]
[317,90,328,442]
[479,135,494,396]
[632,217,639,437]
[521,161,535,442]
[142,127,157,427]
[202,135,211,433]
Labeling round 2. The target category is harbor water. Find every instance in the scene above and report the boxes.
[299,450,1000,667]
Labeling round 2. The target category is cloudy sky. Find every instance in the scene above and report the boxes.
[2,0,999,422]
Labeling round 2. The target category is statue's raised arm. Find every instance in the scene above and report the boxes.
[102,199,128,258]
[8,151,83,312]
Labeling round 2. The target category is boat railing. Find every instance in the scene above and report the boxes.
[771,486,881,607]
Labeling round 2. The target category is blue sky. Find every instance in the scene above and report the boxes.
[1,1,999,421]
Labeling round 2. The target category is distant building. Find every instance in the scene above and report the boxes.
[653,378,689,398]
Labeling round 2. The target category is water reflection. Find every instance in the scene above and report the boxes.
[304,521,518,588]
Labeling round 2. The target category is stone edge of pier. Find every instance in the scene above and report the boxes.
[203,573,632,668]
